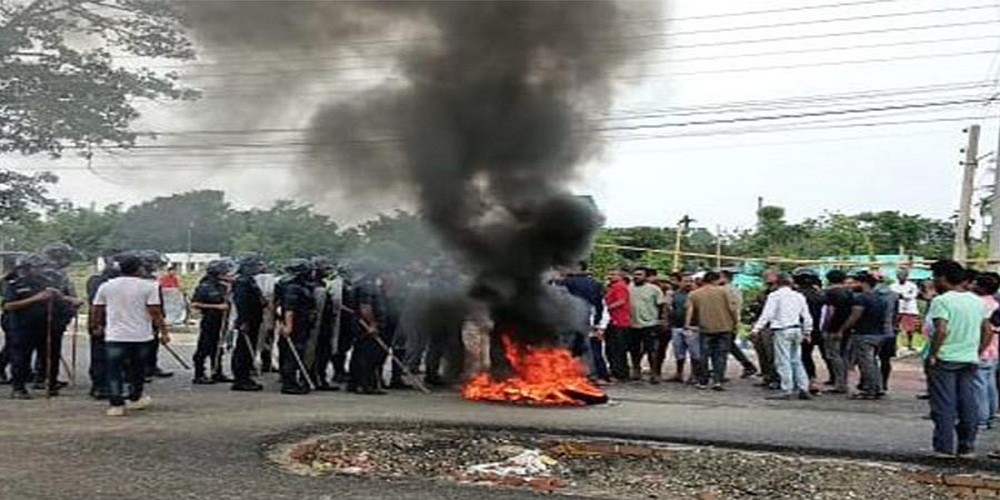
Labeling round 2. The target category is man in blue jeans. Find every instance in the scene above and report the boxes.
[91,254,169,417]
[751,273,814,401]
[926,259,992,458]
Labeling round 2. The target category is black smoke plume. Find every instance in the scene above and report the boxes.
[183,1,659,348]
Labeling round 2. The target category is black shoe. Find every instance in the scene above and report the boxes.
[53,380,68,389]
[332,373,348,383]
[153,368,174,378]
[281,385,310,395]
[798,390,813,401]
[720,377,731,383]
[424,376,445,387]
[192,375,216,385]
[766,393,793,401]
[89,388,110,400]
[740,368,758,379]
[211,373,234,383]
[31,381,45,390]
[0,373,10,385]
[916,393,931,400]
[387,382,412,390]
[711,383,725,392]
[11,389,32,400]
[46,389,60,397]
[231,380,264,392]
[359,388,387,395]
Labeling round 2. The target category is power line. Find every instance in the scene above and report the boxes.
[134,33,1000,73]
[131,81,994,139]
[654,3,998,38]
[74,99,987,154]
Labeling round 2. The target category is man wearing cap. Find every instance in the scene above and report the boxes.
[752,273,813,400]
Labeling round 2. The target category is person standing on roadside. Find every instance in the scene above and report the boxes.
[90,254,169,417]
[837,271,887,399]
[629,267,666,383]
[752,273,814,400]
[686,271,739,391]
[603,270,631,382]
[970,272,1000,430]
[891,266,921,353]
[925,260,992,458]
[669,274,700,383]
[822,270,852,394]
[720,270,757,379]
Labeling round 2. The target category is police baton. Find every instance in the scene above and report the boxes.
[162,343,192,370]
[283,335,316,391]
[344,306,431,394]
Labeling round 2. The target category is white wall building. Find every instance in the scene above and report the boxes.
[164,253,222,274]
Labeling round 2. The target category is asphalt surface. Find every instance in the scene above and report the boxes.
[2,333,999,499]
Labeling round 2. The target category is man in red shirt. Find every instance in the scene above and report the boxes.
[604,270,632,381]
[158,265,181,290]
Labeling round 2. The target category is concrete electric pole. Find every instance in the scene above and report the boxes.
[990,121,1000,269]
[954,124,981,264]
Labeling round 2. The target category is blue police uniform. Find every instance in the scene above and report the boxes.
[278,276,316,393]
[191,275,228,382]
[3,273,48,396]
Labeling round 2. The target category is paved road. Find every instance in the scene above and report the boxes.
[1,334,998,499]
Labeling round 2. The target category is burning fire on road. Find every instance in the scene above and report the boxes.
[462,335,607,407]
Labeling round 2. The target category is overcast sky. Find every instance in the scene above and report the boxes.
[4,0,1000,231]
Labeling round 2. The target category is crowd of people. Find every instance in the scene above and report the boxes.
[2,243,999,457]
[558,260,1000,458]
[0,245,470,416]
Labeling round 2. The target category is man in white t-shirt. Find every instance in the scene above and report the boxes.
[91,254,169,417]
[890,267,921,351]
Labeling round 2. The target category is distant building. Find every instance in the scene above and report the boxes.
[164,253,222,274]
[95,252,222,275]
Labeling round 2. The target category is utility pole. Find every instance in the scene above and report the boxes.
[672,215,694,272]
[186,221,194,274]
[991,119,1000,269]
[954,124,981,264]
[715,225,722,269]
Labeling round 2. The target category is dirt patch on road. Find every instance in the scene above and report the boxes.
[265,425,975,498]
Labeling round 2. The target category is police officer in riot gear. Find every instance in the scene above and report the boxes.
[347,268,387,395]
[307,256,339,391]
[278,259,317,395]
[191,259,235,385]
[3,254,60,399]
[231,253,266,392]
[35,243,83,390]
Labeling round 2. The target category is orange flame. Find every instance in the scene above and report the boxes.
[462,335,608,406]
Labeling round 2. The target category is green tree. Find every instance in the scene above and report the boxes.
[229,200,347,261]
[112,190,235,252]
[0,169,61,222]
[1,0,198,156]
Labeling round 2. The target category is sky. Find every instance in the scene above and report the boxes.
[4,0,1000,232]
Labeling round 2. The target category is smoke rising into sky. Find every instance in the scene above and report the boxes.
[183,0,660,343]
